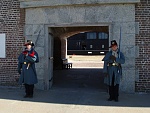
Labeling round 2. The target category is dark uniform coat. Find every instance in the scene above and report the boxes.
[18,48,39,85]
[102,50,125,86]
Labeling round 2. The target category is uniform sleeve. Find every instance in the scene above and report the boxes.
[102,52,110,61]
[18,54,23,74]
[18,62,22,70]
[25,51,39,63]
[116,52,125,64]
[35,51,39,63]
[102,53,110,73]
[103,61,108,73]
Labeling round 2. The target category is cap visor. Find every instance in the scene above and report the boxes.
[109,44,117,48]
[24,43,29,46]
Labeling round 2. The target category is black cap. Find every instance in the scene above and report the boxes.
[109,40,118,48]
[24,40,34,46]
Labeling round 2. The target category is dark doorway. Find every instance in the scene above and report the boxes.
[53,68,107,92]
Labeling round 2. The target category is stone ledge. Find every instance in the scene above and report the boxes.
[19,0,140,8]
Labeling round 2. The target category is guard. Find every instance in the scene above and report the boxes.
[18,40,39,98]
[102,40,125,102]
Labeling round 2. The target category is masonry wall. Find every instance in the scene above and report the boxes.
[135,0,150,92]
[0,0,150,93]
[0,0,25,85]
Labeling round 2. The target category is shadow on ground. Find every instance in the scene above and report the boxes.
[53,68,106,91]
[0,68,150,108]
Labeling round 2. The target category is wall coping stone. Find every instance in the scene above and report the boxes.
[19,0,140,8]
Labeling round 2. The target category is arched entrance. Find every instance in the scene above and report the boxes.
[22,1,139,92]
[50,26,110,91]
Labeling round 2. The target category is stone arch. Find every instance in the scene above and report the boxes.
[22,0,139,92]
[51,26,109,58]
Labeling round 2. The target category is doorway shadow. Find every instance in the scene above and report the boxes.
[53,68,106,92]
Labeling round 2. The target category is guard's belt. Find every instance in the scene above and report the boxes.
[108,63,121,67]
[24,62,27,64]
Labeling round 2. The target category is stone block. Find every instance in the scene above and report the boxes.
[122,22,136,34]
[20,0,140,8]
[33,24,44,35]
[35,57,45,69]
[34,35,45,47]
[122,45,136,58]
[135,69,139,82]
[44,8,59,24]
[66,7,85,23]
[112,22,136,34]
[25,24,33,35]
[123,58,135,70]
[26,8,46,24]
[135,22,139,35]
[35,79,45,90]
[120,69,135,93]
[25,4,135,24]
[112,33,135,46]
[135,46,139,58]
[36,68,44,79]
[35,47,45,57]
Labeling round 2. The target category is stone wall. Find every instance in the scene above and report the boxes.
[24,3,137,92]
[1,0,149,93]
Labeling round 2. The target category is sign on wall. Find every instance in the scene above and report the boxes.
[0,34,6,58]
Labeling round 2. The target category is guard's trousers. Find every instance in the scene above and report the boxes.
[24,84,34,96]
[109,73,119,99]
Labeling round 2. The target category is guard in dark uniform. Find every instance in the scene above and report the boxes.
[18,40,39,98]
[102,40,125,102]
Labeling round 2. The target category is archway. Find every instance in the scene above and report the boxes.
[51,26,109,92]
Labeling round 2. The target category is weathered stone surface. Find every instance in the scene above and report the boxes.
[35,79,45,90]
[35,47,44,57]
[112,33,135,46]
[25,5,135,24]
[35,57,45,69]
[123,58,135,70]
[25,24,33,35]
[135,69,139,82]
[36,68,44,79]
[26,9,46,24]
[122,45,136,58]
[19,0,140,8]
[33,24,44,36]
[120,69,135,93]
[22,1,138,92]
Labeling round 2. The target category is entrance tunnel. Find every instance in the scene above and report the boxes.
[49,26,109,92]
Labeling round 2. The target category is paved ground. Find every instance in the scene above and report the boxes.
[0,55,150,113]
[0,86,150,113]
[67,55,104,68]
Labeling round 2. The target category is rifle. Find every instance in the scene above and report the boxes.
[34,29,41,49]
[118,26,122,59]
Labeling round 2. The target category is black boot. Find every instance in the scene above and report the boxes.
[107,97,113,101]
[28,84,34,98]
[114,84,119,102]
[24,84,30,98]
[114,97,118,102]
[108,86,115,101]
